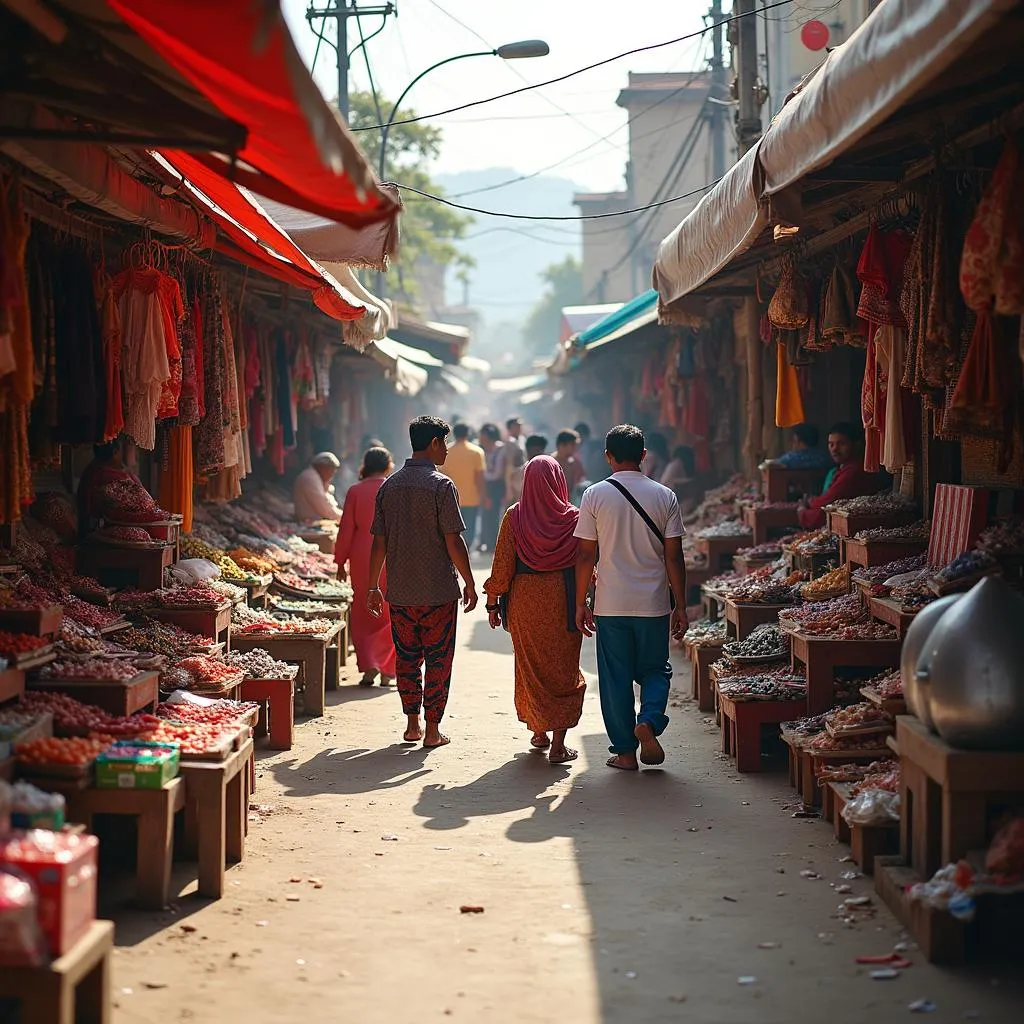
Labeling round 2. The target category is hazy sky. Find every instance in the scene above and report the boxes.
[281,0,713,198]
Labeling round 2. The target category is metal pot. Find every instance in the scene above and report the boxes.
[900,593,962,731]
[917,576,1024,750]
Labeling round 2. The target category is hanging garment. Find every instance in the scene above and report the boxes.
[775,340,806,427]
[874,325,909,472]
[99,276,124,440]
[195,283,226,474]
[0,179,33,408]
[158,424,193,531]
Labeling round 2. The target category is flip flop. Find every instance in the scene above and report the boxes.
[606,755,638,771]
[423,734,451,749]
[634,723,666,766]
[549,747,579,764]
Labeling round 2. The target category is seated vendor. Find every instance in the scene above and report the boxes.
[293,452,343,524]
[76,439,135,539]
[765,423,834,472]
[797,422,880,530]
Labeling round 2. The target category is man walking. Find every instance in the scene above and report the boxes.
[499,416,527,513]
[368,416,478,748]
[440,423,486,549]
[573,424,687,770]
[478,423,505,552]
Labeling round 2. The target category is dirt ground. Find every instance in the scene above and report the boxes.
[110,569,1024,1024]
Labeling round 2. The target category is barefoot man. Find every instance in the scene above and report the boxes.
[367,416,478,748]
[573,425,687,770]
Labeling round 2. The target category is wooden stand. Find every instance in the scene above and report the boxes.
[230,624,340,717]
[29,671,159,717]
[733,553,778,576]
[896,715,1024,880]
[761,466,826,503]
[867,595,918,638]
[800,748,889,810]
[843,537,927,569]
[0,605,63,636]
[77,543,174,592]
[240,574,272,609]
[699,587,724,623]
[696,532,752,573]
[178,738,253,899]
[684,643,720,713]
[786,629,901,714]
[64,779,185,910]
[240,677,295,749]
[828,782,899,874]
[718,693,804,773]
[0,666,26,705]
[742,504,799,545]
[724,599,787,640]
[828,508,918,540]
[150,602,232,649]
[0,919,113,1024]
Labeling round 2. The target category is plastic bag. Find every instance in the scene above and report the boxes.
[842,787,901,827]
[171,558,221,582]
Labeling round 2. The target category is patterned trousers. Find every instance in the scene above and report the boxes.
[390,602,458,723]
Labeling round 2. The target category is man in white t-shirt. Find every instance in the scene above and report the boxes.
[574,425,687,771]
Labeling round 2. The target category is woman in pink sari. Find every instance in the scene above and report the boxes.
[335,447,397,686]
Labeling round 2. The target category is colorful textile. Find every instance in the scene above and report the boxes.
[509,455,579,572]
[775,340,806,427]
[390,602,458,723]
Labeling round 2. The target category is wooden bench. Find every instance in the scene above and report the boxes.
[178,738,253,899]
[718,693,804,773]
[64,779,185,910]
[0,919,113,1024]
[241,676,295,749]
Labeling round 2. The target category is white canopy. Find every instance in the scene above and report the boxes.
[653,0,1015,309]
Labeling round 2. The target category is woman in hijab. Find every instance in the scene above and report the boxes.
[484,455,586,764]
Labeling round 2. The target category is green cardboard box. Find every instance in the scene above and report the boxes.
[95,741,180,790]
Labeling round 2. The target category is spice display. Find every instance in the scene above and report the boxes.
[224,648,298,679]
[0,632,49,658]
[98,478,169,523]
[16,736,111,767]
[854,520,930,543]
[684,619,727,647]
[728,568,804,605]
[714,664,807,701]
[272,571,348,600]
[179,535,249,580]
[38,658,139,681]
[159,583,225,609]
[852,554,928,588]
[137,721,235,756]
[15,579,119,630]
[780,594,864,631]
[783,528,838,555]
[173,655,244,690]
[206,579,246,604]
[825,702,893,736]
[695,521,753,540]
[228,547,278,575]
[799,564,850,602]
[157,699,260,727]
[722,625,787,663]
[826,493,916,515]
[114,622,214,658]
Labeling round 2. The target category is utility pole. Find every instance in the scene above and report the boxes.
[306,1,396,120]
[708,0,727,179]
[734,0,767,472]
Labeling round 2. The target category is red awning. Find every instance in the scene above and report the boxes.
[153,151,368,322]
[105,0,398,228]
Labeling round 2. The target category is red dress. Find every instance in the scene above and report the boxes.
[334,476,397,678]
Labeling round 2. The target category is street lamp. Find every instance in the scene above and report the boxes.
[377,40,549,180]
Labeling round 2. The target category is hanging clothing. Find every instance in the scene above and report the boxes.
[775,340,806,427]
[158,424,194,531]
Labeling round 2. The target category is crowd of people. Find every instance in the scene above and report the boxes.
[284,408,883,773]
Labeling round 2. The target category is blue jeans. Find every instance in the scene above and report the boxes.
[461,506,479,549]
[595,615,672,754]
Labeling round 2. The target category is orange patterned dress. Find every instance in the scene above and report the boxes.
[484,512,586,733]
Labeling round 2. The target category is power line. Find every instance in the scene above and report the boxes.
[352,0,795,130]
[395,180,720,220]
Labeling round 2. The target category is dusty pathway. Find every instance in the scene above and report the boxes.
[111,572,1023,1024]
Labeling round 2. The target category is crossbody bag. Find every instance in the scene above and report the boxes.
[606,478,677,611]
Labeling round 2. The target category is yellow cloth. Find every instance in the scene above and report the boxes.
[441,440,486,507]
[775,341,806,427]
[159,424,194,532]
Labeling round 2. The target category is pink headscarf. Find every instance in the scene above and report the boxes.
[509,455,580,572]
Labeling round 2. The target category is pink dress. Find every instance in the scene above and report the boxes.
[334,476,397,678]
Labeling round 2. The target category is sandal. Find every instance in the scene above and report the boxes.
[606,755,639,771]
[530,732,551,749]
[549,747,579,764]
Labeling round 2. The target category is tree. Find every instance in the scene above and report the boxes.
[347,90,473,307]
[522,255,584,354]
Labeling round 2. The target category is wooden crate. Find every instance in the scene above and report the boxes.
[29,671,159,717]
[867,595,918,638]
[742,503,799,545]
[843,537,927,569]
[695,532,752,573]
[723,599,788,640]
[761,466,826,503]
[0,605,63,637]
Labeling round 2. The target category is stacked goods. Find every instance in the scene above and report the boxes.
[703,570,745,596]
[684,620,727,647]
[207,580,246,604]
[39,658,138,681]
[800,564,850,602]
[290,551,337,578]
[729,568,804,604]
[95,742,179,789]
[66,575,112,604]
[157,699,259,727]
[224,648,298,679]
[852,553,928,589]
[723,624,787,663]
[854,521,930,543]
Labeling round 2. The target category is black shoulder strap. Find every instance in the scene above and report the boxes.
[606,478,664,545]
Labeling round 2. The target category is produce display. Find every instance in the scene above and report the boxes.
[173,656,244,691]
[114,622,214,658]
[826,493,916,516]
[863,668,903,699]
[159,582,226,609]
[232,604,332,636]
[735,540,784,560]
[99,478,170,522]
[852,554,928,588]
[684,619,727,647]
[977,518,1024,555]
[0,632,50,659]
[228,547,278,575]
[825,702,892,736]
[854,520,930,543]
[38,658,139,682]
[272,571,349,600]
[713,662,806,701]
[799,564,850,602]
[179,536,249,581]
[695,521,753,540]
[268,596,345,616]
[157,699,259,728]
[15,578,119,630]
[783,528,838,555]
[18,691,156,737]
[722,624,787,663]
[851,759,900,795]
[137,721,236,756]
[224,648,298,679]
[728,568,804,605]
[780,594,863,633]
[16,736,111,768]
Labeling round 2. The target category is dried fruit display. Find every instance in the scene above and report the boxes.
[224,648,298,679]
[817,757,896,784]
[851,760,900,795]
[98,478,168,522]
[826,493,916,516]
[852,554,927,588]
[39,658,139,682]
[228,548,278,575]
[868,669,903,699]
[16,736,111,767]
[159,583,225,609]
[735,540,784,559]
[268,596,344,616]
[115,622,214,658]
[780,712,829,739]
[684,619,727,647]
[806,730,890,752]
[723,625,787,663]
[825,702,892,736]
[854,520,930,543]
[713,662,806,701]
[174,656,244,689]
[930,549,998,586]
[272,572,348,600]
[695,521,753,540]
[784,528,838,555]
[800,564,850,602]
[91,525,157,545]
[156,700,259,727]
[136,721,235,756]
[0,632,49,658]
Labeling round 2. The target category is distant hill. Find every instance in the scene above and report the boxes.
[434,169,585,361]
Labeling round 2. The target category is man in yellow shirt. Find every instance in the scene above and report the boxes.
[441,423,487,548]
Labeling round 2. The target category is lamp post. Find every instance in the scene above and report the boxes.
[377,39,549,181]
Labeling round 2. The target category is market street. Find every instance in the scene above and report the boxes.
[110,569,1024,1024]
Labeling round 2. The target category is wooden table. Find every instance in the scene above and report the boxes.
[696,532,753,573]
[761,466,827,503]
[179,738,253,899]
[785,628,902,714]
[683,641,721,713]
[733,553,779,576]
[150,602,232,649]
[724,599,787,639]
[843,537,927,569]
[742,504,799,545]
[241,676,295,749]
[699,587,725,622]
[64,778,185,910]
[230,623,341,716]
[867,595,918,638]
[29,671,159,717]
[0,919,113,1024]
[718,693,805,773]
[895,715,1024,880]
[240,574,272,609]
[76,542,175,592]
